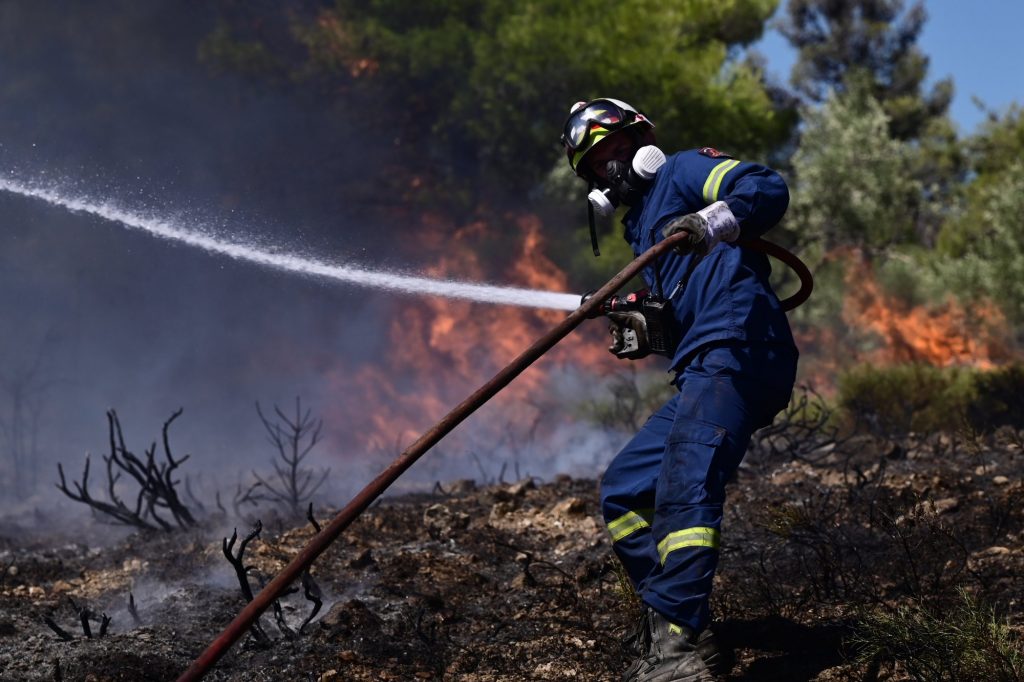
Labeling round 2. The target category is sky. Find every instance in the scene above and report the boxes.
[753,0,1024,134]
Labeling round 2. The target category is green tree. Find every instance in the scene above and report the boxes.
[932,108,1024,327]
[781,88,932,340]
[274,0,796,193]
[788,89,921,254]
[778,0,951,141]
[936,108,1024,328]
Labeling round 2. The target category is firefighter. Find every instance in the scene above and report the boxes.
[562,98,798,681]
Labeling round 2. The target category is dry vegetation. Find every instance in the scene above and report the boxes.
[1,401,1023,681]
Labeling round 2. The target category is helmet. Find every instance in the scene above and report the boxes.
[561,98,654,176]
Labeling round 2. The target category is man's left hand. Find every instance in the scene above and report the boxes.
[661,200,741,256]
[661,213,708,255]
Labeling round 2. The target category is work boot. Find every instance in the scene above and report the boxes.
[694,626,733,678]
[620,607,653,681]
[624,608,715,682]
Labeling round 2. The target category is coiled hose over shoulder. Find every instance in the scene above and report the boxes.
[739,237,813,311]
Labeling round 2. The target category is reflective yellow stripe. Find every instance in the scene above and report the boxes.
[657,526,720,563]
[701,159,740,203]
[606,509,654,542]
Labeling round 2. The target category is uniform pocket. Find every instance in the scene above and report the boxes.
[660,418,728,508]
[667,417,726,447]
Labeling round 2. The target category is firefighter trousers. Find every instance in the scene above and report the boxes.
[600,342,797,632]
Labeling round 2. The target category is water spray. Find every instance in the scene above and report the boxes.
[173,230,696,681]
[3,174,811,680]
[0,177,581,312]
[173,229,812,681]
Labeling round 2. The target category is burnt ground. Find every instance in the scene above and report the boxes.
[1,426,1023,681]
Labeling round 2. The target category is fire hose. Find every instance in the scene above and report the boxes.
[176,233,811,681]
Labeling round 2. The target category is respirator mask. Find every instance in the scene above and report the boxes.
[586,145,666,254]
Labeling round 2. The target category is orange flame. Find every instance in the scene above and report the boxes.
[323,212,617,457]
[841,252,1012,368]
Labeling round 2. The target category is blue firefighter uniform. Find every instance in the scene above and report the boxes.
[599,148,798,633]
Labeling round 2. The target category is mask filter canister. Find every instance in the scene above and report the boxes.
[587,187,617,218]
[632,145,666,180]
[583,144,667,256]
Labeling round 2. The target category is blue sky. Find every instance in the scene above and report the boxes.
[752,0,1024,134]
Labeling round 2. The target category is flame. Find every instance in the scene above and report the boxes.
[323,212,617,458]
[311,14,380,79]
[841,252,1012,368]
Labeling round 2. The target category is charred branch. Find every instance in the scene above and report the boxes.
[79,607,92,638]
[0,557,15,590]
[298,570,323,633]
[44,598,111,641]
[128,592,142,626]
[42,616,74,642]
[306,502,321,534]
[297,504,325,632]
[98,613,111,637]
[55,410,197,532]
[221,515,326,642]
[748,386,854,466]
[251,398,330,516]
[184,476,207,515]
[222,522,271,645]
[271,600,296,640]
[223,522,263,604]
[67,596,109,638]
[232,481,262,519]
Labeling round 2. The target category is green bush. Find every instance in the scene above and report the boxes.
[852,589,1024,682]
[968,364,1024,433]
[837,363,973,435]
[837,362,1024,436]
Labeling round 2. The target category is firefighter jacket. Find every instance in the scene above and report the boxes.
[621,148,796,371]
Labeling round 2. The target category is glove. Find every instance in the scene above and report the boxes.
[661,200,740,256]
[606,311,650,360]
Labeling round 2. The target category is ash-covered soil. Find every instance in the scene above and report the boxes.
[1,430,1022,681]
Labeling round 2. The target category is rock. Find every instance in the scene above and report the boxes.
[506,478,536,497]
[552,497,587,517]
[347,548,375,569]
[317,670,338,681]
[319,600,381,635]
[27,586,45,598]
[50,580,73,593]
[423,503,470,539]
[932,497,960,515]
[978,546,1011,557]
[511,573,531,589]
[993,475,1010,486]
[533,662,577,678]
[489,501,516,521]
[6,565,16,577]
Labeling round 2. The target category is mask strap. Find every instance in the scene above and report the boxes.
[587,181,600,257]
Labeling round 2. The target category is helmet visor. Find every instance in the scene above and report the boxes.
[561,99,635,153]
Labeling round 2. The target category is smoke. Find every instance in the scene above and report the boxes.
[0,1,628,519]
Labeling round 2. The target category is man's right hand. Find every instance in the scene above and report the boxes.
[607,311,650,359]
